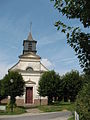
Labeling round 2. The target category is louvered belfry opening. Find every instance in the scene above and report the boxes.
[23,32,37,55]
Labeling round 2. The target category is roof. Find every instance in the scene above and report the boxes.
[19,52,41,59]
[25,79,36,84]
[27,32,33,41]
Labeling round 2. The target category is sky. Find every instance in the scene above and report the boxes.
[0,0,86,79]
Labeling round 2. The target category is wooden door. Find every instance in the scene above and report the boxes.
[26,87,33,104]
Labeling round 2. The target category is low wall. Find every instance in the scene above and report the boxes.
[1,98,48,106]
[34,99,48,105]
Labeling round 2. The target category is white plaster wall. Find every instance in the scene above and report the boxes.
[41,64,48,71]
[12,61,41,71]
[10,54,48,103]
[22,74,40,99]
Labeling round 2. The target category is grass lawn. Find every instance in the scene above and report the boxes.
[38,102,75,112]
[0,106,26,115]
[68,116,74,120]
[0,102,75,115]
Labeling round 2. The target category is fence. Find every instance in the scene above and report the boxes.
[75,111,79,120]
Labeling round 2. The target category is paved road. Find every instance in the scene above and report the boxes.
[0,111,72,120]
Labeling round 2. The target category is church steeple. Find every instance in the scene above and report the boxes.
[27,32,33,40]
[23,27,37,55]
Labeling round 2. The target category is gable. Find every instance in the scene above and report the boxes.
[25,79,36,84]
[9,52,48,72]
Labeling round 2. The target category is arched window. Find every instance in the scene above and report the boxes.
[26,67,33,72]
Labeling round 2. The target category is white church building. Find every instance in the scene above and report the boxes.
[8,32,48,106]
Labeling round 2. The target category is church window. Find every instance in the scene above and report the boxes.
[26,67,33,72]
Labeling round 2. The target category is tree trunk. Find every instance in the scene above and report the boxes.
[10,96,16,112]
[48,96,53,104]
[64,96,68,102]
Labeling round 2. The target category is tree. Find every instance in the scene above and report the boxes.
[51,0,90,27]
[50,1,90,118]
[62,70,83,102]
[38,70,64,104]
[51,0,90,74]
[0,80,7,103]
[2,71,25,112]
[75,76,90,120]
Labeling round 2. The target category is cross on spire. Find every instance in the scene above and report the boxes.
[30,22,32,33]
[27,22,33,40]
[23,24,37,54]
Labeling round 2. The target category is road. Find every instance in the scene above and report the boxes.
[0,111,72,120]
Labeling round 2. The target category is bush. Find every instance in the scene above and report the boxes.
[75,76,90,120]
[62,70,83,102]
[38,70,64,104]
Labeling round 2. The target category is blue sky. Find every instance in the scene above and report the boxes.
[0,0,86,79]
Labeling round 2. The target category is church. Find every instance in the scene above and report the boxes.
[9,31,48,106]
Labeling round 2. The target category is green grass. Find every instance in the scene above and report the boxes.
[38,102,75,112]
[0,102,75,115]
[68,116,74,120]
[0,106,26,115]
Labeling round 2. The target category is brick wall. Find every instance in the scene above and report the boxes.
[34,99,48,105]
[1,98,48,106]
[1,98,24,106]
[16,99,24,106]
[1,98,9,104]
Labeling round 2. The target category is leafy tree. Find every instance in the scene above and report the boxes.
[50,1,90,118]
[75,76,90,120]
[62,70,83,102]
[38,70,64,104]
[0,80,7,103]
[51,0,90,74]
[51,0,90,27]
[2,71,25,112]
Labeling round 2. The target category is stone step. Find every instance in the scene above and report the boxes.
[24,104,38,108]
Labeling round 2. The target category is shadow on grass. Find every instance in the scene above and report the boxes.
[38,101,75,112]
[0,106,26,115]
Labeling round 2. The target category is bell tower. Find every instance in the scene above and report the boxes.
[23,24,37,54]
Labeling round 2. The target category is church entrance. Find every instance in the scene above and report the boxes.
[26,87,33,104]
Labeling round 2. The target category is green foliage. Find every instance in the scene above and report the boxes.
[51,0,90,27]
[67,29,90,74]
[51,2,90,119]
[38,70,83,103]
[2,71,25,98]
[68,116,74,120]
[75,75,90,120]
[0,80,7,102]
[62,70,83,102]
[1,71,25,111]
[0,106,26,115]
[51,0,90,74]
[38,70,64,104]
[38,102,75,112]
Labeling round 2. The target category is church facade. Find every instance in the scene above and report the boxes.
[9,32,48,106]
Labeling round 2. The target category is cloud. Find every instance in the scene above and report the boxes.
[54,56,77,64]
[56,69,72,75]
[0,62,13,79]
[38,32,65,46]
[56,67,82,76]
[41,58,54,69]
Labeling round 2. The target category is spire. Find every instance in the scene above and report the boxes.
[30,22,32,33]
[27,32,33,40]
[27,22,33,40]
[23,23,37,54]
